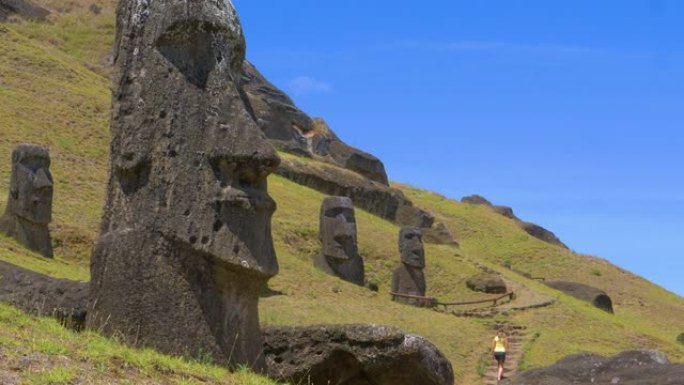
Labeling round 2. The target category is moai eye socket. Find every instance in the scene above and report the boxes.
[115,157,151,195]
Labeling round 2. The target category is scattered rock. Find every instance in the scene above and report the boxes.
[677,333,684,345]
[392,228,429,306]
[0,144,54,258]
[422,221,459,245]
[0,261,87,330]
[545,280,613,313]
[314,197,365,286]
[0,0,49,21]
[277,156,433,229]
[87,0,279,372]
[262,324,454,385]
[240,62,389,184]
[88,3,101,14]
[511,350,684,385]
[466,273,507,294]
[460,194,568,249]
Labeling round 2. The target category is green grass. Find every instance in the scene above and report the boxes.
[0,2,683,384]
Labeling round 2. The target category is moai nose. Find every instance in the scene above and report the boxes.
[33,168,53,189]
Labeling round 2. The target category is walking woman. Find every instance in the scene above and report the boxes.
[492,330,508,381]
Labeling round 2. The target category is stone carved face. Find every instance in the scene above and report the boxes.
[107,0,279,277]
[399,227,424,268]
[319,197,359,261]
[9,145,53,225]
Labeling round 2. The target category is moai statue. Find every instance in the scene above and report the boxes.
[314,197,365,286]
[87,0,280,372]
[0,144,53,258]
[391,227,428,306]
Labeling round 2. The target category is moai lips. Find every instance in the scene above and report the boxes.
[88,0,279,372]
[0,144,54,258]
[314,197,365,286]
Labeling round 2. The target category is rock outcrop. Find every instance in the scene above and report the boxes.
[0,261,87,331]
[262,324,454,385]
[391,227,428,306]
[422,221,459,246]
[87,0,279,372]
[0,144,54,258]
[466,273,507,294]
[239,62,389,185]
[314,197,365,286]
[461,194,568,249]
[545,280,613,313]
[678,333,684,345]
[0,0,49,21]
[510,350,684,385]
[277,155,433,228]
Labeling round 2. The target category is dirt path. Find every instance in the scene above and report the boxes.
[483,322,528,385]
[450,278,555,318]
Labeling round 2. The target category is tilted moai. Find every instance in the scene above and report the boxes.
[87,0,280,372]
[314,197,365,286]
[391,227,428,306]
[0,144,53,258]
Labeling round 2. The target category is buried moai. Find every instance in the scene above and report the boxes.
[0,144,53,258]
[87,0,280,372]
[314,196,365,286]
[391,227,429,306]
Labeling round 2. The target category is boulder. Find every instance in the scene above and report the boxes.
[545,280,613,313]
[510,350,684,385]
[0,144,54,258]
[677,333,684,345]
[240,62,389,185]
[520,222,567,249]
[262,324,454,385]
[461,194,492,206]
[0,261,87,331]
[87,0,279,372]
[0,0,49,21]
[422,221,459,245]
[466,273,507,294]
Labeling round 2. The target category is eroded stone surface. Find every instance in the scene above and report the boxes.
[87,0,279,371]
[546,280,613,313]
[0,144,53,258]
[262,324,454,385]
[0,0,48,21]
[466,273,507,294]
[391,227,428,306]
[511,350,684,385]
[314,197,364,286]
[0,261,87,331]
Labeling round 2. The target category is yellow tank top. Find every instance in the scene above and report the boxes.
[494,336,506,352]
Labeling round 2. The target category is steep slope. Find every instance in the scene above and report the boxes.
[0,3,683,385]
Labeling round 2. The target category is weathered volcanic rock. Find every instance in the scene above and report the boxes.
[391,228,428,306]
[422,221,458,245]
[314,197,365,286]
[0,261,87,331]
[240,62,389,184]
[277,156,433,228]
[678,333,684,345]
[0,0,49,21]
[466,273,507,294]
[262,324,454,385]
[87,0,279,372]
[545,280,613,313]
[510,350,684,385]
[0,144,53,258]
[460,194,568,249]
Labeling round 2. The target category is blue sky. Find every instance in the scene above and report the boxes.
[232,1,684,296]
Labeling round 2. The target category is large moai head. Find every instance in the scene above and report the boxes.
[0,144,53,257]
[399,227,425,269]
[320,196,359,261]
[315,196,364,285]
[88,0,279,372]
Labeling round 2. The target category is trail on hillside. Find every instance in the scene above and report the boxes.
[483,322,528,385]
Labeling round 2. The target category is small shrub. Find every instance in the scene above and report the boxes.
[591,269,602,277]
[32,367,77,385]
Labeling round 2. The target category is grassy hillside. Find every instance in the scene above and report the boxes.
[0,2,682,384]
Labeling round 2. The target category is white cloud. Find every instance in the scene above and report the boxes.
[288,76,333,95]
